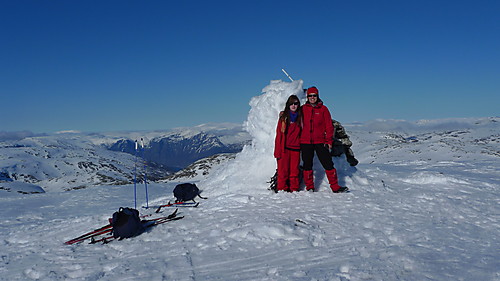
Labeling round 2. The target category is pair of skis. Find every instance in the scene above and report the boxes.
[142,201,199,213]
[64,223,113,245]
[89,210,184,244]
[64,209,181,245]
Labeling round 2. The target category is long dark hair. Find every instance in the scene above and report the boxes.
[280,95,302,127]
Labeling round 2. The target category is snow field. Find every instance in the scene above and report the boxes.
[1,157,498,280]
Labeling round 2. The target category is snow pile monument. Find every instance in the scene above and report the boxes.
[201,80,305,196]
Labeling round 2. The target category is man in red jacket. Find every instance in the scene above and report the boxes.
[300,86,349,193]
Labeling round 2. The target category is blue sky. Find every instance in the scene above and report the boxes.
[1,0,498,133]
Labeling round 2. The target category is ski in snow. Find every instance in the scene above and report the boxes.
[142,201,199,213]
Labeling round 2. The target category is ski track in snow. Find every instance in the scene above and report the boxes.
[1,80,499,280]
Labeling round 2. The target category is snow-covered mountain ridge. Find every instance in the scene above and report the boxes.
[0,124,250,193]
[164,153,237,182]
[348,117,499,165]
[107,131,246,170]
[166,116,499,185]
[1,117,497,195]
[0,134,155,193]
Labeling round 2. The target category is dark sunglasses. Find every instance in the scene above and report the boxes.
[307,94,318,98]
[290,102,300,106]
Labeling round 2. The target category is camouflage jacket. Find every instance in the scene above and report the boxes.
[332,119,352,147]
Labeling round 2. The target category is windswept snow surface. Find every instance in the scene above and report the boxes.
[1,80,499,280]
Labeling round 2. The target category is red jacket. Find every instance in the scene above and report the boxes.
[274,112,301,159]
[300,102,334,145]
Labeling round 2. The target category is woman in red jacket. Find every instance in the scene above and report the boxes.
[274,95,302,192]
[301,87,348,193]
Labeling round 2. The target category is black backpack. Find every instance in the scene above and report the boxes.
[267,168,304,193]
[268,170,278,193]
[111,207,145,239]
[331,139,345,157]
[173,183,207,202]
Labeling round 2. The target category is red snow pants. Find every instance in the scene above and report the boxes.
[277,149,300,192]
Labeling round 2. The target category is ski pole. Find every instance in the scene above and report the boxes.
[281,68,294,81]
[134,140,138,209]
[141,138,149,208]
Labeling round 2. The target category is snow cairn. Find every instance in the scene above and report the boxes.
[201,80,305,196]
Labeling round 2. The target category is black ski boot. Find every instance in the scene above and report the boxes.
[333,186,349,193]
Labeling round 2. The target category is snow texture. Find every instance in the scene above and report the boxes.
[0,80,499,281]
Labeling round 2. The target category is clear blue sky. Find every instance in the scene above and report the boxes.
[1,0,498,133]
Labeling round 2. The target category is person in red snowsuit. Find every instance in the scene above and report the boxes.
[300,86,348,193]
[274,95,302,192]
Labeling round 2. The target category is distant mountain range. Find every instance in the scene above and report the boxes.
[153,117,500,186]
[0,123,250,193]
[107,132,245,171]
[1,118,498,194]
[0,135,140,193]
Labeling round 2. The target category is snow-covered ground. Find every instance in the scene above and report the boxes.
[1,80,498,280]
